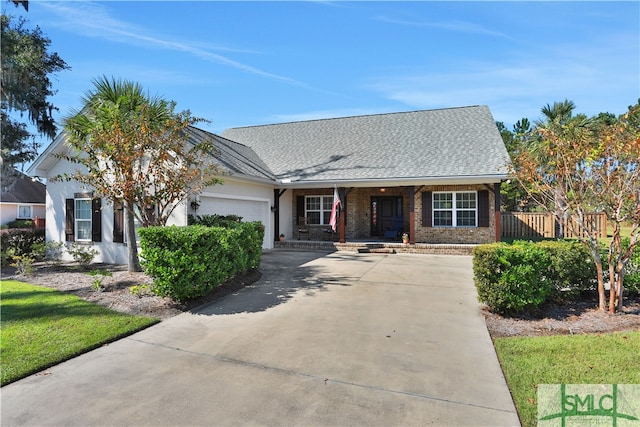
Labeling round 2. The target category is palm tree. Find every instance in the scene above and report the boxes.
[533,100,593,238]
[64,77,178,272]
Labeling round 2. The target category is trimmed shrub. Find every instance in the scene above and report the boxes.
[6,219,33,229]
[139,222,264,302]
[535,240,597,298]
[188,214,243,228]
[473,242,554,316]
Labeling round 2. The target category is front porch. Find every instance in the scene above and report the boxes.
[274,239,476,255]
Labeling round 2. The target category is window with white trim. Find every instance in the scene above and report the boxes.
[433,191,477,227]
[17,205,32,219]
[305,195,333,225]
[75,198,92,241]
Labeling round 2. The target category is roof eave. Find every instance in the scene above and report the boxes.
[277,174,508,189]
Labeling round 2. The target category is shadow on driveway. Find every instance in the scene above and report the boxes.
[193,249,356,316]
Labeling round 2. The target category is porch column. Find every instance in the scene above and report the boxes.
[273,189,286,242]
[408,186,415,244]
[339,188,346,243]
[494,183,501,242]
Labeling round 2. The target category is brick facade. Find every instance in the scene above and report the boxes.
[291,184,498,244]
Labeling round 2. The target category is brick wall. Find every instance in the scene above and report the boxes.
[414,184,496,244]
[291,184,497,244]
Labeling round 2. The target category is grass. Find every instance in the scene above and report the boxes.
[493,331,640,427]
[0,280,159,386]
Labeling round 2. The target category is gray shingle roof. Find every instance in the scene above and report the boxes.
[1,169,46,204]
[222,105,510,183]
[187,127,275,180]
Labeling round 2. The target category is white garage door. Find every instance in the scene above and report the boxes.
[199,195,271,248]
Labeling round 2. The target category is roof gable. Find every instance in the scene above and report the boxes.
[1,170,46,204]
[222,105,510,184]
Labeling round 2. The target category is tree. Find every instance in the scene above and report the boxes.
[531,100,584,237]
[61,76,222,272]
[511,101,640,312]
[1,4,69,180]
[497,118,532,211]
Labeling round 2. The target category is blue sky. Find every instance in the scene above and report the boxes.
[7,1,640,148]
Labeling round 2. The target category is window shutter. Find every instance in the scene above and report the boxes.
[296,196,304,224]
[92,198,102,242]
[478,190,490,227]
[113,202,124,243]
[65,199,75,242]
[422,192,432,227]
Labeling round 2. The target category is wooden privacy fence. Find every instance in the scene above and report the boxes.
[501,212,607,239]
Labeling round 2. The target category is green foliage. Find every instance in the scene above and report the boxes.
[6,219,33,228]
[42,241,64,266]
[1,13,69,173]
[139,222,264,302]
[473,242,554,316]
[0,228,45,267]
[473,240,597,315]
[129,284,152,297]
[10,253,35,275]
[91,278,105,292]
[533,240,596,298]
[188,213,243,227]
[66,243,98,267]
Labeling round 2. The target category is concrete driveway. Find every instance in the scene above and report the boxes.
[2,250,520,426]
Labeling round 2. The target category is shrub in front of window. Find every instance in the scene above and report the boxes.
[66,243,98,267]
[139,222,264,302]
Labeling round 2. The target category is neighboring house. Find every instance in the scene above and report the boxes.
[28,105,510,264]
[0,169,46,227]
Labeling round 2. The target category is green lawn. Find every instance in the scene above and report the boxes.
[494,331,640,427]
[0,280,159,386]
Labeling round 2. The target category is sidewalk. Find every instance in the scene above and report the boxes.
[1,250,520,426]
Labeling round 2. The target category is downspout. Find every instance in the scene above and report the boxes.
[494,182,502,242]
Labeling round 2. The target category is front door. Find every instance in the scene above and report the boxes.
[370,196,402,237]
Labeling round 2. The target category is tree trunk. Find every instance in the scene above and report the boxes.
[125,202,142,272]
[595,257,606,311]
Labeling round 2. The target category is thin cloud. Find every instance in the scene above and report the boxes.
[375,15,511,38]
[39,2,311,88]
[271,107,393,124]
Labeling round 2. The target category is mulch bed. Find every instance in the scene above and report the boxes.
[3,263,639,337]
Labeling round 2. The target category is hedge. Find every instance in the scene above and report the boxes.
[473,240,596,316]
[138,222,264,302]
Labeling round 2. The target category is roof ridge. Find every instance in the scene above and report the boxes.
[226,105,485,131]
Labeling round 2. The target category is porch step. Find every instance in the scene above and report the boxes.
[274,240,476,255]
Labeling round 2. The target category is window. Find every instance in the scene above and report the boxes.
[75,198,92,241]
[305,195,333,225]
[433,191,477,227]
[66,196,102,242]
[17,205,32,219]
